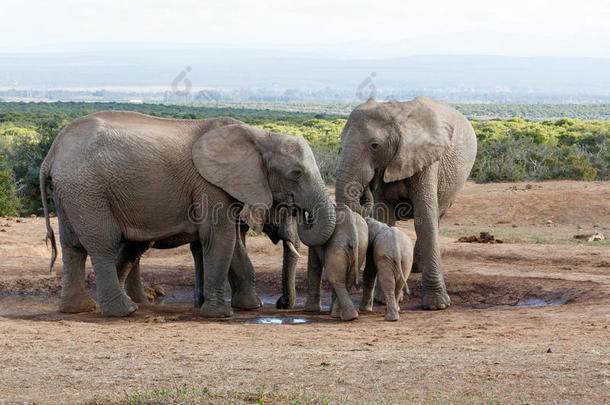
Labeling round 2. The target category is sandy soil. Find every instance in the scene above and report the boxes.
[0,181,608,404]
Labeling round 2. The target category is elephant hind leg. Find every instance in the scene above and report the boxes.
[58,243,96,313]
[56,201,96,313]
[80,213,137,317]
[377,257,400,321]
[326,254,358,321]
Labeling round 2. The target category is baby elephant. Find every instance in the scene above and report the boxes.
[361,218,413,321]
[305,204,368,321]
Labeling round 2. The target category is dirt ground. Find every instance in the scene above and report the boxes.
[0,180,608,404]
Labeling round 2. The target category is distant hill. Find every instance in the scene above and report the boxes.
[1,44,609,103]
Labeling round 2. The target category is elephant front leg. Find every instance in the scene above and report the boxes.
[304,248,323,312]
[359,252,376,312]
[412,167,450,310]
[190,242,204,308]
[198,223,235,318]
[117,242,150,304]
[228,225,262,310]
[124,259,149,303]
[276,239,299,309]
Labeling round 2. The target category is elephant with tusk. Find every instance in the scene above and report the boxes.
[40,112,335,317]
[335,97,477,310]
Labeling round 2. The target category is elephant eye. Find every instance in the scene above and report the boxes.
[370,142,380,151]
[289,169,302,181]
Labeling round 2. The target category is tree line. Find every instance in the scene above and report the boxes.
[0,102,608,216]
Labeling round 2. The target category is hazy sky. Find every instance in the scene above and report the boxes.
[2,0,609,56]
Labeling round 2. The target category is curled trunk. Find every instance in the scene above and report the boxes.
[297,192,336,247]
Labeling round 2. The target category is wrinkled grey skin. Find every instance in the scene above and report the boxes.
[120,204,301,309]
[335,97,476,310]
[305,205,368,321]
[361,218,413,321]
[40,112,335,317]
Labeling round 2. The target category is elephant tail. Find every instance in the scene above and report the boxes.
[39,160,57,272]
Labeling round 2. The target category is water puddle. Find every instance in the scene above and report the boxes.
[516,298,564,307]
[466,297,569,310]
[249,317,310,324]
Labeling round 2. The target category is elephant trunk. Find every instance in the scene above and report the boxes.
[335,161,373,217]
[297,189,336,247]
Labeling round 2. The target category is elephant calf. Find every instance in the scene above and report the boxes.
[305,204,368,321]
[361,218,413,321]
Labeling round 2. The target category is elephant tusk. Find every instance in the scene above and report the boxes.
[286,241,301,258]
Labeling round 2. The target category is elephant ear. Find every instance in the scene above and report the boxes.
[192,124,273,218]
[383,100,453,183]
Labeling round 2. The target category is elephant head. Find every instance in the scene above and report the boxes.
[192,123,335,247]
[335,97,453,216]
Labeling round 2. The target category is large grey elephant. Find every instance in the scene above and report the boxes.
[335,97,477,310]
[40,112,335,317]
[119,204,301,309]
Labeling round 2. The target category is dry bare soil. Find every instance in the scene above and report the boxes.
[0,181,609,404]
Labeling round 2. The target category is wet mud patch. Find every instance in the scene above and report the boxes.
[402,272,600,310]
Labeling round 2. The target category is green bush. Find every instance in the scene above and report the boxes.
[2,119,63,215]
[0,102,608,215]
[0,155,19,216]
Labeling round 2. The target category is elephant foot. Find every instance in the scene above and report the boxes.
[275,295,294,309]
[231,290,262,310]
[359,302,373,312]
[99,293,138,317]
[384,311,399,321]
[304,299,321,312]
[422,289,451,310]
[59,292,97,313]
[341,307,358,321]
[200,301,233,318]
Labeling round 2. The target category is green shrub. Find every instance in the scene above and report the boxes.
[0,102,608,215]
[0,155,19,216]
[3,119,63,215]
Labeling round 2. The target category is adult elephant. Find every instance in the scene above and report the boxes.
[40,112,335,317]
[119,204,301,309]
[335,97,476,310]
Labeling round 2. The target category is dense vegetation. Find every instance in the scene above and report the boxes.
[0,102,608,216]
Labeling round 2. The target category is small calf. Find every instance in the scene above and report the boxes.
[361,218,414,321]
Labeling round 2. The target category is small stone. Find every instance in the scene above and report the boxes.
[15,219,23,223]
[546,348,553,353]
[30,214,36,218]
[546,220,553,225]
[593,223,600,228]
[525,184,533,189]
[0,229,6,232]
[577,224,583,230]
[512,224,518,228]
[449,376,456,380]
